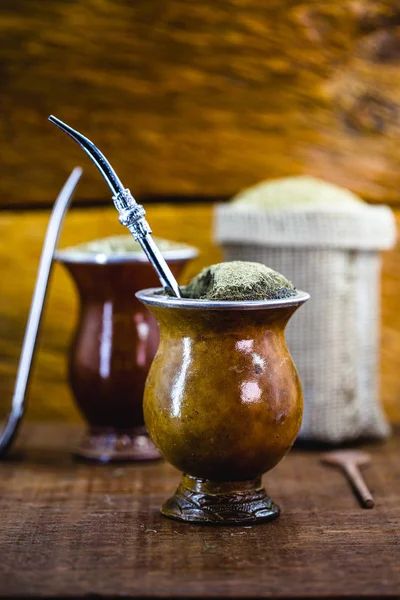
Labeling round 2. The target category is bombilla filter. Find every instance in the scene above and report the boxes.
[48,115,181,298]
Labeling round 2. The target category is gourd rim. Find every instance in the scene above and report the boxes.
[136,288,310,310]
[54,246,198,264]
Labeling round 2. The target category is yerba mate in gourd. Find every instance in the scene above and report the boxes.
[182,261,296,301]
[137,261,309,525]
[56,235,197,463]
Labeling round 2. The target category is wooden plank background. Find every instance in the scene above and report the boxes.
[1,0,400,207]
[0,202,399,425]
[0,1,400,425]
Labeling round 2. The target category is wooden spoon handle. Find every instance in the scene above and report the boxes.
[343,463,375,509]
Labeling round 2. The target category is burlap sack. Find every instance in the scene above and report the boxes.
[214,202,396,443]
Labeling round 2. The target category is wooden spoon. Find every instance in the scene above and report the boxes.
[321,450,375,509]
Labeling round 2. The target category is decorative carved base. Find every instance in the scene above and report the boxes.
[161,475,280,525]
[74,426,162,463]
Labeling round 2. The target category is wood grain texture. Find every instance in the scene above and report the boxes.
[0,423,399,597]
[0,203,399,426]
[1,1,400,207]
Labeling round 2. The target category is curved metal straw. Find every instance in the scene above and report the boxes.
[0,167,83,457]
[48,116,181,298]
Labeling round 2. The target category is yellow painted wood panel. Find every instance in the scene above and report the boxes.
[0,203,399,424]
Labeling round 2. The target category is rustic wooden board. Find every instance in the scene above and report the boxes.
[1,204,399,425]
[1,1,400,207]
[0,423,399,598]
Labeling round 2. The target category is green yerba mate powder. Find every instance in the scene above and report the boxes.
[60,235,192,256]
[182,261,296,301]
[232,175,365,213]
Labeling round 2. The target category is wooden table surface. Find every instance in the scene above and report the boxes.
[0,425,399,598]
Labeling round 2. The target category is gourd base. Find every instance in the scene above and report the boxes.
[74,426,162,463]
[161,475,280,525]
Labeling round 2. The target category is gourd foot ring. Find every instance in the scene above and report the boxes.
[161,475,280,525]
[74,427,161,463]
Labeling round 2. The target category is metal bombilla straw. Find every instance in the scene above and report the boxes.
[0,167,83,456]
[48,116,181,298]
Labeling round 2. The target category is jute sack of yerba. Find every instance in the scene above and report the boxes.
[214,176,396,444]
